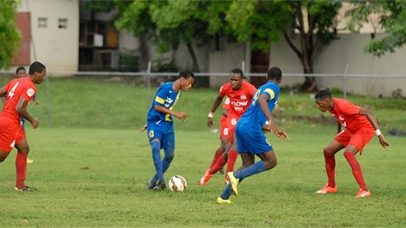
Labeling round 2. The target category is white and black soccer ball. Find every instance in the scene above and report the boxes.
[168,175,187,192]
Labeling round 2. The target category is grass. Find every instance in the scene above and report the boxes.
[0,75,405,227]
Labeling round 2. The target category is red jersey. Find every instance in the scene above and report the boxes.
[329,98,373,133]
[219,81,256,117]
[0,76,36,125]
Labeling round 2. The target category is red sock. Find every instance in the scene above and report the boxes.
[324,149,336,187]
[209,154,227,175]
[344,151,368,191]
[16,152,28,188]
[210,148,223,169]
[226,149,239,174]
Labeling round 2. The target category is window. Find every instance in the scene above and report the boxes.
[58,18,68,29]
[38,17,47,28]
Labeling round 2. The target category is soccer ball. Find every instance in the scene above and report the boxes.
[168,175,187,192]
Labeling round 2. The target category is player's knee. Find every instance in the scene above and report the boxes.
[264,159,277,170]
[165,149,174,161]
[323,148,334,158]
[151,141,160,154]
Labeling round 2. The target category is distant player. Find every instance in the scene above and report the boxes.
[314,89,389,198]
[0,61,47,191]
[217,67,289,204]
[200,69,256,185]
[140,70,195,191]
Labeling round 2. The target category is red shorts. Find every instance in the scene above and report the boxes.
[0,118,25,152]
[227,115,240,144]
[219,115,229,139]
[334,127,374,154]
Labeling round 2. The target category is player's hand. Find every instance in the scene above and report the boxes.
[207,117,214,127]
[174,111,187,122]
[275,130,289,141]
[139,124,147,132]
[378,135,390,148]
[34,101,40,106]
[266,120,277,133]
[31,118,39,129]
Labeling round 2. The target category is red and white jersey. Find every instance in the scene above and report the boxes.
[219,81,256,117]
[1,76,36,124]
[329,98,373,133]
[222,97,230,112]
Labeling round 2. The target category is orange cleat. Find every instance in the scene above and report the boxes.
[315,184,337,194]
[199,169,213,186]
[355,189,371,198]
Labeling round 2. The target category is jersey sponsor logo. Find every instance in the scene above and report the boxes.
[231,100,248,107]
[164,97,174,108]
[27,88,35,97]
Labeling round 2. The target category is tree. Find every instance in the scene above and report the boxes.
[0,0,22,69]
[226,0,342,91]
[348,0,406,57]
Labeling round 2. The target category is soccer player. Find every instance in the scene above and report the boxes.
[217,67,289,204]
[140,70,195,191]
[208,97,231,175]
[200,69,256,186]
[0,61,47,191]
[314,89,390,198]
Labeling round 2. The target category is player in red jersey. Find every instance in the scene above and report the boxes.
[208,97,231,176]
[314,90,389,198]
[0,61,47,191]
[200,69,256,186]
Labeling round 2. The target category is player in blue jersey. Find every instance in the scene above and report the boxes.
[216,67,289,204]
[140,70,195,191]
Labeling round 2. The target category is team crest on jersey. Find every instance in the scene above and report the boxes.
[27,88,35,97]
[240,95,247,100]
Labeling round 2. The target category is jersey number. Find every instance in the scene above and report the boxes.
[8,82,20,99]
[252,89,261,106]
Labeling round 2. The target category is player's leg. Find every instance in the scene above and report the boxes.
[344,129,374,197]
[146,125,164,190]
[154,132,175,190]
[225,134,239,183]
[14,136,31,191]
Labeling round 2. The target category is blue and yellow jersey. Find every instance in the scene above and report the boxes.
[147,82,181,124]
[238,82,280,128]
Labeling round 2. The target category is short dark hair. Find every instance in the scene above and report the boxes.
[267,67,282,80]
[315,89,332,99]
[29,61,46,75]
[230,68,244,78]
[178,69,195,79]
[16,66,26,74]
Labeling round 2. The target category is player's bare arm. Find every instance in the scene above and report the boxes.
[207,95,224,127]
[359,107,390,148]
[0,87,6,98]
[16,97,38,129]
[154,105,187,122]
[257,94,276,133]
[139,123,147,132]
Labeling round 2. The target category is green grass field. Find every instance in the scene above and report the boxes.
[0,76,405,227]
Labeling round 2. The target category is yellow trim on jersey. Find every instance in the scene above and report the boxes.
[155,96,165,104]
[264,88,275,99]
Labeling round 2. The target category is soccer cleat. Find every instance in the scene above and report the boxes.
[315,184,337,194]
[146,180,156,190]
[153,182,166,191]
[26,158,34,164]
[227,172,239,196]
[14,186,32,192]
[199,169,213,186]
[216,197,232,204]
[355,189,371,198]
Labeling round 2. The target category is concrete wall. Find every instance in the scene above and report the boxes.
[18,0,79,72]
[270,33,406,97]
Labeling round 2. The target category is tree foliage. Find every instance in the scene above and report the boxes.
[348,0,406,57]
[0,0,22,69]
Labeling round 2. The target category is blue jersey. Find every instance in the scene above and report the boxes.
[147,82,181,124]
[238,82,280,130]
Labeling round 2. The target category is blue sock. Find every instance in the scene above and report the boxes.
[220,179,244,200]
[162,148,174,174]
[151,141,163,182]
[234,161,266,179]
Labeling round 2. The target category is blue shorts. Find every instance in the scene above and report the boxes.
[236,122,273,154]
[146,121,175,150]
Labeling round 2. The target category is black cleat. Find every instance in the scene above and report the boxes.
[147,180,157,190]
[153,182,166,191]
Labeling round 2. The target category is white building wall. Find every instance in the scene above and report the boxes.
[271,33,406,97]
[18,0,79,71]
